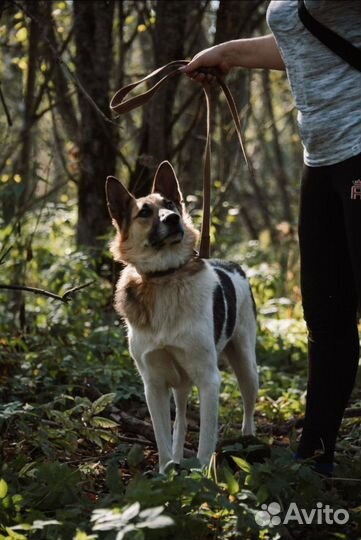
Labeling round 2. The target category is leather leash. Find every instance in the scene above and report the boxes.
[110,59,250,259]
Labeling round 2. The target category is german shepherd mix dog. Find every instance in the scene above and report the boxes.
[106,161,258,473]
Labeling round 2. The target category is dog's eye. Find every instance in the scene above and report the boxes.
[163,200,175,210]
[137,205,152,218]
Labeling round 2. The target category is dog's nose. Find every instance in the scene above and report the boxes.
[163,213,180,225]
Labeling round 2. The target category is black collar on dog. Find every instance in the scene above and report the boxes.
[144,251,199,279]
[144,265,185,279]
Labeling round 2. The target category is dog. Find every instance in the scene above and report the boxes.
[105,161,259,473]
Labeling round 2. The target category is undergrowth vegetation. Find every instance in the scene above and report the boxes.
[1,203,360,540]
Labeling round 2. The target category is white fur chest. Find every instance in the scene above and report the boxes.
[115,262,216,350]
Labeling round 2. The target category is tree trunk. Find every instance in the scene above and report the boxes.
[42,2,79,143]
[214,0,269,239]
[262,70,293,223]
[73,0,116,250]
[129,0,191,196]
[17,0,40,211]
[11,0,40,329]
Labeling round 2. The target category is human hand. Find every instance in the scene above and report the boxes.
[180,43,234,84]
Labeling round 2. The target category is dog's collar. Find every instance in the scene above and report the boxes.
[144,265,185,279]
[143,251,199,279]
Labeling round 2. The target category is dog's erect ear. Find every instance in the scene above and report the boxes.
[151,161,183,205]
[105,176,135,228]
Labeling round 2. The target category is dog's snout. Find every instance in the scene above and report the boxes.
[163,212,180,225]
[150,209,183,248]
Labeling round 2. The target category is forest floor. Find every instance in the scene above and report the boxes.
[0,228,360,540]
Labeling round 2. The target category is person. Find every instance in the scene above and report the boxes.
[183,0,361,475]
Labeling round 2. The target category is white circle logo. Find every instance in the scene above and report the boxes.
[255,502,281,527]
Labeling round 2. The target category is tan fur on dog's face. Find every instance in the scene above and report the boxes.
[106,161,199,274]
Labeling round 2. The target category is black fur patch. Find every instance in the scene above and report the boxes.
[211,259,257,320]
[214,268,236,340]
[213,284,225,344]
[210,259,246,279]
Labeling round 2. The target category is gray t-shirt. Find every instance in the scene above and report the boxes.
[267,0,361,167]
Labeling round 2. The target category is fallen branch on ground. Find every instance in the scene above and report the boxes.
[112,410,194,457]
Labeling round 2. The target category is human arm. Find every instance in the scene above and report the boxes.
[183,34,285,82]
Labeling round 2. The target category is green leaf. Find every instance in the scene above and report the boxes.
[7,524,31,531]
[106,461,124,495]
[90,416,118,428]
[5,528,27,540]
[73,530,97,540]
[0,479,8,499]
[91,393,116,415]
[223,468,239,495]
[256,485,269,504]
[99,432,118,443]
[86,432,103,448]
[18,462,37,478]
[231,456,252,473]
[127,444,144,469]
[244,474,252,486]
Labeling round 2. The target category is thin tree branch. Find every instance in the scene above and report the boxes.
[0,281,94,303]
[184,0,210,59]
[47,88,78,184]
[31,25,74,121]
[0,81,12,126]
[170,94,203,159]
[169,86,202,130]
[33,89,77,122]
[0,245,12,265]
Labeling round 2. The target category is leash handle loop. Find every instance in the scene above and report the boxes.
[110,60,188,114]
[110,60,249,259]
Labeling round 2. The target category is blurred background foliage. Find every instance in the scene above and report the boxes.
[0,0,304,328]
[0,1,360,539]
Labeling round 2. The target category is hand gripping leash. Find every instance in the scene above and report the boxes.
[110,59,250,259]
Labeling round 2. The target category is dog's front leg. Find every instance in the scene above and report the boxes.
[194,355,221,467]
[140,351,173,473]
[144,381,172,472]
[172,381,192,464]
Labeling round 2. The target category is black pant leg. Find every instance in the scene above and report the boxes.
[333,152,361,313]
[297,158,360,464]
